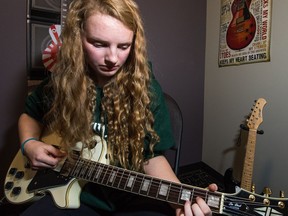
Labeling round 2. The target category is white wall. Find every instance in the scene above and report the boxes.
[204,0,288,195]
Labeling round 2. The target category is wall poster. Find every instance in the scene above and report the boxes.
[219,0,272,67]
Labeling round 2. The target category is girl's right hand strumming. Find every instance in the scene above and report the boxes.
[24,139,66,170]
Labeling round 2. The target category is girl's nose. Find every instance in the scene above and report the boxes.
[105,47,118,65]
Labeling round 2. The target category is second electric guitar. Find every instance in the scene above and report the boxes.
[241,98,266,191]
[224,98,266,192]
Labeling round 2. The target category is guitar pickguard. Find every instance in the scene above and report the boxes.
[27,169,72,192]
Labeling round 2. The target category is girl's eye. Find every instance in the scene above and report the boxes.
[93,43,107,48]
[118,44,131,50]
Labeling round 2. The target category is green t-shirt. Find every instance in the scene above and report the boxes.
[25,77,175,211]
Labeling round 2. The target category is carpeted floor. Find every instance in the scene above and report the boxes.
[178,161,225,192]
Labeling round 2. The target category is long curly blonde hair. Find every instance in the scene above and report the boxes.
[46,0,159,172]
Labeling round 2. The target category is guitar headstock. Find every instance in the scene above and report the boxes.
[247,98,267,130]
[223,188,288,215]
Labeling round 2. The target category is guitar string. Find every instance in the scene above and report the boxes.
[63,156,284,215]
[67,158,271,206]
[65,158,222,207]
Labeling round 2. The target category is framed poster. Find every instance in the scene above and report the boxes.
[218,0,272,67]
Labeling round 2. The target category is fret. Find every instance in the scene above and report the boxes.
[122,171,133,190]
[157,181,169,199]
[147,178,160,198]
[118,169,129,190]
[204,188,208,202]
[139,178,151,196]
[96,164,108,184]
[87,160,96,180]
[93,164,103,181]
[177,186,193,206]
[100,166,113,185]
[193,188,206,202]
[125,174,135,191]
[107,168,117,185]
[131,173,143,194]
[207,192,221,211]
[112,168,124,189]
[79,160,89,178]
[167,183,181,204]
[71,159,82,177]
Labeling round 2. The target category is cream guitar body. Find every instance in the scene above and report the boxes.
[4,132,108,208]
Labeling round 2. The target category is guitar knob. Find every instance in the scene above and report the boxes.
[11,186,21,196]
[263,187,272,197]
[280,190,285,198]
[8,168,17,175]
[15,171,24,179]
[4,181,14,190]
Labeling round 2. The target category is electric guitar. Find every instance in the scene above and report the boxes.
[225,98,267,192]
[241,98,266,191]
[4,132,288,215]
[42,0,72,72]
[226,0,256,50]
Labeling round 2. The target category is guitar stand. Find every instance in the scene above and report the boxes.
[240,124,264,135]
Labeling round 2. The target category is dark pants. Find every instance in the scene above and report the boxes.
[20,194,175,216]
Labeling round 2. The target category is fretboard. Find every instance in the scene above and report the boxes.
[61,158,223,213]
[241,129,256,191]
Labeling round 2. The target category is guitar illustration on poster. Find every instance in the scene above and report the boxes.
[42,0,72,72]
[226,0,256,50]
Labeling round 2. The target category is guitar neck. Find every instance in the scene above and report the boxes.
[240,129,257,190]
[60,157,223,214]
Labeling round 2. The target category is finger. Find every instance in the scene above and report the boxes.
[195,197,212,216]
[31,162,53,169]
[34,151,63,168]
[30,158,56,169]
[184,201,193,216]
[208,183,218,192]
[45,145,67,158]
[191,202,203,216]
